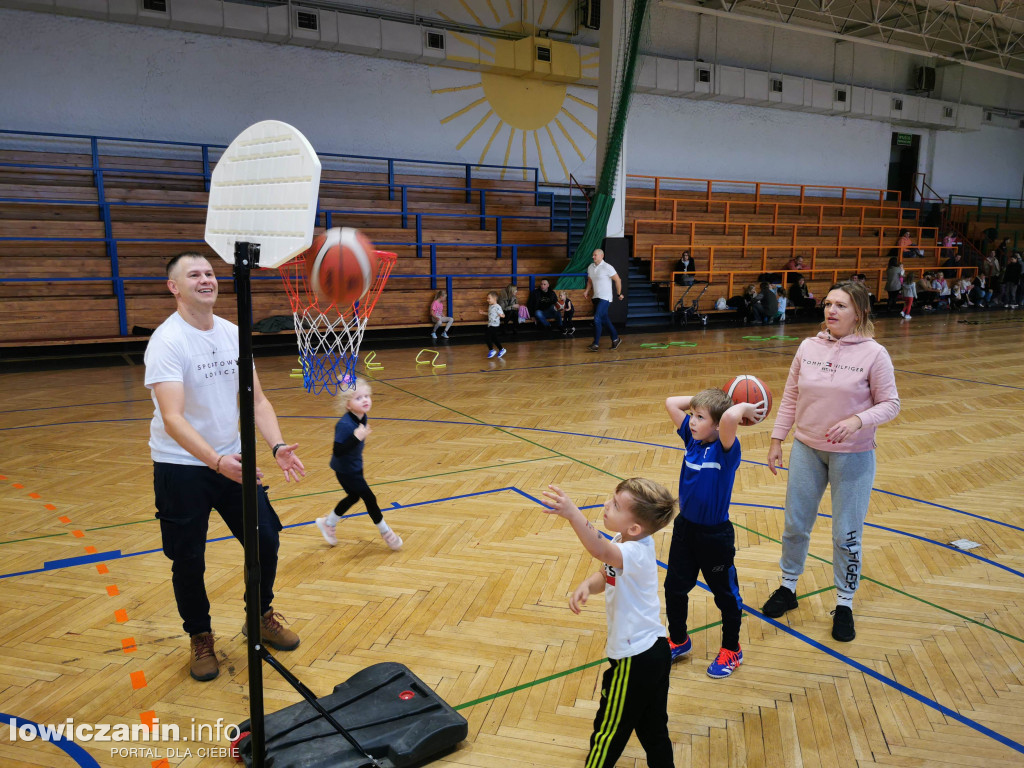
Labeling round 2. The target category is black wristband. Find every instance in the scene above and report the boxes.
[272,443,286,458]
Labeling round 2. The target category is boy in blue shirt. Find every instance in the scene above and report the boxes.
[664,389,764,678]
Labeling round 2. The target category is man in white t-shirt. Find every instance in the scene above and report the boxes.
[144,253,305,682]
[583,248,623,351]
[542,478,677,768]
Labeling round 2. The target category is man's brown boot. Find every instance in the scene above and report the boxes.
[241,610,300,651]
[189,632,219,681]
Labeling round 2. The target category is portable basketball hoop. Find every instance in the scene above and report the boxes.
[205,122,463,768]
[280,247,396,394]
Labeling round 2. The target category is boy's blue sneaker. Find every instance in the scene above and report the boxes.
[487,350,497,358]
[498,348,506,357]
[668,636,692,662]
[707,647,743,679]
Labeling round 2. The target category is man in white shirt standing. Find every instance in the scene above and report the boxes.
[583,248,624,351]
[144,252,305,682]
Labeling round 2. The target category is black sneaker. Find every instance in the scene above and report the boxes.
[587,343,599,351]
[610,338,622,350]
[831,606,855,642]
[761,586,798,618]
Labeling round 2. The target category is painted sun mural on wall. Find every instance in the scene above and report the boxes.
[426,1,600,183]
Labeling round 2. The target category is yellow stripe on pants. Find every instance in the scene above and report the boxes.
[585,656,631,768]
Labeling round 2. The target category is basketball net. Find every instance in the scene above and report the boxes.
[280,250,396,395]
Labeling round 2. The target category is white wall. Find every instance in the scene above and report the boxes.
[628,95,892,191]
[930,125,1024,200]
[0,7,1018,199]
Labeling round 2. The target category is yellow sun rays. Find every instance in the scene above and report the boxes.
[429,1,599,183]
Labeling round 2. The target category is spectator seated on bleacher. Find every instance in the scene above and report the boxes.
[931,272,951,309]
[776,288,788,323]
[527,279,562,335]
[753,281,779,325]
[970,275,992,307]
[785,255,807,281]
[916,272,938,311]
[942,251,965,271]
[727,284,759,325]
[675,251,696,286]
[897,230,923,259]
[849,273,875,307]
[499,283,522,337]
[951,279,973,311]
[940,231,959,263]
[788,276,817,318]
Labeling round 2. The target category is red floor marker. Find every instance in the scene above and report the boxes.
[96,563,109,574]
[114,609,128,623]
[152,759,170,768]
[28,492,40,498]
[58,515,71,523]
[130,670,147,690]
[106,585,120,596]
[11,483,23,489]
[72,530,84,538]
[45,504,57,510]
[84,545,97,554]
[140,710,156,731]
[122,638,137,653]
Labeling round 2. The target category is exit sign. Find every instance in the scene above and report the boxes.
[896,133,914,146]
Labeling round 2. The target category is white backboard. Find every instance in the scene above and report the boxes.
[205,120,322,269]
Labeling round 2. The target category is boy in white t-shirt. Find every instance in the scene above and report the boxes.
[542,478,677,768]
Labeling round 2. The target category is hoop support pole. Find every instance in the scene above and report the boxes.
[234,241,266,768]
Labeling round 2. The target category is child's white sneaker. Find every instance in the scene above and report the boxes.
[430,332,437,339]
[315,517,338,546]
[441,332,449,339]
[381,529,403,551]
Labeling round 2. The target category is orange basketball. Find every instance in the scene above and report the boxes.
[724,375,773,425]
[304,227,379,306]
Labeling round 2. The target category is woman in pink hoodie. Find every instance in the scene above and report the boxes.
[760,281,900,642]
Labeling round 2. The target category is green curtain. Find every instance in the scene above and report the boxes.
[557,0,650,291]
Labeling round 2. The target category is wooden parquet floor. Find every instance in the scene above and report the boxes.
[1,311,1023,767]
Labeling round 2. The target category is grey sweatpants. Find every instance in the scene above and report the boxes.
[780,439,876,600]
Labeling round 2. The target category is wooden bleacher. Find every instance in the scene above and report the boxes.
[625,174,950,311]
[0,141,586,345]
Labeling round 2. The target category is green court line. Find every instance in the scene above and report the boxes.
[453,617,728,711]
[731,520,1024,644]
[0,532,68,544]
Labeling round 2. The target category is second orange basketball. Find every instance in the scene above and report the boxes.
[304,227,379,307]
[724,375,773,425]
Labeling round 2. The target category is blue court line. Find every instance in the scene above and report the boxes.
[0,488,520,580]
[0,712,101,768]
[3,416,1021,537]
[43,551,120,570]
[819,513,1024,579]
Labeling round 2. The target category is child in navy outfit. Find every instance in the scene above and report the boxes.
[315,378,402,551]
